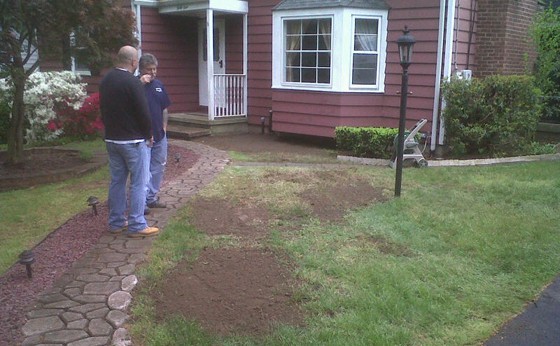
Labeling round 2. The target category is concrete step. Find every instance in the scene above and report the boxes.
[168,112,249,135]
[166,124,211,140]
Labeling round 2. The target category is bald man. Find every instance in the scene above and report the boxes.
[99,45,159,238]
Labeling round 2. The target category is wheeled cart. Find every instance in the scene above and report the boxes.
[390,118,428,168]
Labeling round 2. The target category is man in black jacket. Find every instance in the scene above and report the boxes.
[100,45,159,238]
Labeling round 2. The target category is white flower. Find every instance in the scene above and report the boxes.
[1,71,87,143]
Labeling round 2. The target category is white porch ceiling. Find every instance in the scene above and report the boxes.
[156,0,248,15]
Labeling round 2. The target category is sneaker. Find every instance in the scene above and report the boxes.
[144,207,150,215]
[127,226,160,238]
[147,201,167,209]
[109,222,127,234]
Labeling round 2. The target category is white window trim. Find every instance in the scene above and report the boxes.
[350,15,383,90]
[70,33,91,76]
[272,7,388,93]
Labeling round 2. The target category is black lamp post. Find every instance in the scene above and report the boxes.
[395,26,416,197]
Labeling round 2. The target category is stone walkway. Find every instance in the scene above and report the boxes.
[21,140,229,346]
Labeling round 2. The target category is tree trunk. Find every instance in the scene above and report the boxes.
[5,67,26,166]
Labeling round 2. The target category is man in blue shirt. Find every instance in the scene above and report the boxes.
[139,53,171,209]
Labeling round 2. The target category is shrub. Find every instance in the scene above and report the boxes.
[531,7,560,122]
[52,92,103,140]
[336,126,398,159]
[442,75,542,157]
[0,71,87,144]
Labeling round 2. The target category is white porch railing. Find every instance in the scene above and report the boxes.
[213,74,247,118]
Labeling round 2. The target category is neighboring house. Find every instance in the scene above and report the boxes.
[86,0,540,150]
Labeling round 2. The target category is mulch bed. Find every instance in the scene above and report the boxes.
[0,144,198,345]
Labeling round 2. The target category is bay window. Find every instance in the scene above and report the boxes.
[273,6,388,93]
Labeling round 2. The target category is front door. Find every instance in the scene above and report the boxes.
[198,19,226,107]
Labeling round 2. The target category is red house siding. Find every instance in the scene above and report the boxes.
[266,0,443,138]
[139,7,199,113]
[247,1,275,127]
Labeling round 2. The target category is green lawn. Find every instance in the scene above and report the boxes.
[0,139,108,274]
[130,160,560,346]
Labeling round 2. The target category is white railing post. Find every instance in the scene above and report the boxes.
[213,74,246,118]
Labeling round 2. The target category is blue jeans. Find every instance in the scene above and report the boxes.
[106,141,150,232]
[146,135,167,205]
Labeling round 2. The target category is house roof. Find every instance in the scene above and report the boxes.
[273,0,390,11]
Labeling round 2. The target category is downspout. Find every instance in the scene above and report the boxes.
[431,0,447,152]
[437,0,457,150]
[243,13,248,116]
[135,4,142,57]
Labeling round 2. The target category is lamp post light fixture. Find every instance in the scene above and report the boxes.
[19,250,35,278]
[395,26,416,197]
[87,196,100,216]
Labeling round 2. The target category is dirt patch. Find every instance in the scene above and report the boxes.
[194,132,335,158]
[154,247,304,337]
[189,197,270,240]
[301,171,388,222]
[151,168,386,338]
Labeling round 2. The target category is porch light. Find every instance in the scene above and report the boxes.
[394,27,416,197]
[397,26,415,68]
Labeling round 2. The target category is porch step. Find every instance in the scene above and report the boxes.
[168,112,248,136]
[166,124,211,140]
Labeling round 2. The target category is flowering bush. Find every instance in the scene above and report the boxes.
[53,92,103,139]
[0,71,87,143]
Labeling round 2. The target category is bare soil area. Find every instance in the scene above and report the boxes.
[0,134,386,343]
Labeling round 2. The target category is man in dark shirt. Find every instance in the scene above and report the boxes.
[99,45,159,238]
[139,53,171,209]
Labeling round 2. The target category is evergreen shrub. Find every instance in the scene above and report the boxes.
[335,126,398,159]
[442,75,542,157]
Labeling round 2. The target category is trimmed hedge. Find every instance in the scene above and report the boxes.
[335,126,398,159]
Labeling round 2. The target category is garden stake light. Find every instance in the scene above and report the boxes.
[87,196,100,216]
[19,250,35,279]
[395,26,416,197]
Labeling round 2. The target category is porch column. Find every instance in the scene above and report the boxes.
[243,13,248,116]
[206,9,215,120]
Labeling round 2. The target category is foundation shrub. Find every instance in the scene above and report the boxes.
[335,126,398,159]
[442,75,542,157]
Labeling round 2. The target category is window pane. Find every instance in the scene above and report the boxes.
[286,52,301,67]
[286,21,301,35]
[318,53,330,67]
[318,34,331,50]
[301,52,317,67]
[318,68,330,84]
[355,18,378,35]
[301,68,317,83]
[302,35,318,50]
[353,54,376,69]
[287,67,301,82]
[354,34,378,51]
[302,20,318,34]
[352,54,378,85]
[352,69,377,85]
[318,18,331,33]
[286,35,301,50]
